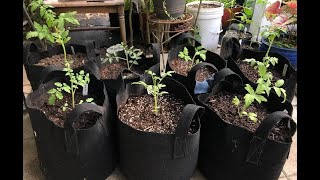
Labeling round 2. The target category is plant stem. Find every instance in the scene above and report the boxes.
[194,0,203,27]
[129,0,133,46]
[72,87,75,108]
[191,52,197,66]
[60,38,67,64]
[125,53,130,70]
[266,36,274,57]
[154,94,158,115]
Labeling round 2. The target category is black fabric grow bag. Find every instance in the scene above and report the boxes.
[116,69,204,180]
[25,67,116,180]
[86,42,158,113]
[197,68,297,180]
[227,48,297,102]
[23,40,95,91]
[161,33,227,95]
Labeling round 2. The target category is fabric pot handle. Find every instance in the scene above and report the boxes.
[171,32,201,48]
[23,41,38,64]
[84,40,96,61]
[84,60,101,80]
[173,104,204,159]
[64,103,106,156]
[246,111,296,165]
[188,62,218,81]
[39,66,65,84]
[145,43,160,63]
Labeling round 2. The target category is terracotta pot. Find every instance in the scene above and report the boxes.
[221,7,242,30]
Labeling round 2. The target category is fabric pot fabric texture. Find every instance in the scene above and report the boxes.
[227,48,297,102]
[116,69,204,180]
[197,68,297,180]
[23,41,95,91]
[163,33,227,95]
[25,67,116,180]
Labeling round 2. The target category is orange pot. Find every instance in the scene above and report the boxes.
[221,7,243,30]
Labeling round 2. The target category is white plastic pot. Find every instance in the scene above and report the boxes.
[186,1,224,51]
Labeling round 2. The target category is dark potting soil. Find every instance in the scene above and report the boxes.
[242,45,255,50]
[35,53,86,69]
[236,60,283,83]
[188,3,221,9]
[170,58,193,76]
[118,94,197,134]
[195,66,215,82]
[206,91,292,142]
[40,91,100,129]
[170,58,215,81]
[99,60,143,79]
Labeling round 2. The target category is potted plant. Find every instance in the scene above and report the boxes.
[86,42,157,112]
[197,67,296,180]
[24,0,94,91]
[25,60,117,179]
[186,1,225,51]
[116,67,204,179]
[153,0,186,19]
[259,0,297,69]
[164,33,227,95]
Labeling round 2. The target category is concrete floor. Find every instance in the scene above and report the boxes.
[23,64,297,180]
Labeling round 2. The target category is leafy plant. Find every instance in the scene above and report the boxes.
[102,42,143,70]
[232,6,253,32]
[47,61,94,111]
[233,55,287,122]
[26,0,79,62]
[132,70,175,115]
[178,46,207,67]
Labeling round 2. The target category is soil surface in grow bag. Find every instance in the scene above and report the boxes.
[39,91,100,129]
[206,91,291,142]
[35,53,86,69]
[118,94,197,134]
[170,58,215,81]
[99,60,142,79]
[236,60,283,83]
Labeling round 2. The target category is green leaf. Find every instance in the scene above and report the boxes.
[132,61,139,65]
[244,84,255,94]
[244,94,255,108]
[48,95,56,105]
[62,106,66,111]
[254,94,267,103]
[248,113,258,122]
[200,54,206,61]
[40,7,45,17]
[63,37,71,44]
[274,87,282,97]
[242,111,248,115]
[86,98,94,103]
[47,89,56,94]
[280,88,287,103]
[196,46,203,50]
[56,91,63,100]
[183,47,188,55]
[255,84,266,94]
[46,34,55,43]
[79,100,84,104]
[33,22,42,31]
[54,82,62,87]
[62,86,71,93]
[232,96,240,106]
[26,31,39,39]
[275,79,285,87]
[244,7,253,16]
[195,59,200,64]
[258,64,267,77]
[30,4,38,13]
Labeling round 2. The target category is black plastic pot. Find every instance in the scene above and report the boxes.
[197,68,297,180]
[25,67,116,180]
[164,33,227,95]
[116,67,204,180]
[154,0,186,19]
[23,41,95,91]
[227,48,297,102]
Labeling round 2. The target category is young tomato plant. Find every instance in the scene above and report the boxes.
[178,46,207,67]
[102,42,143,70]
[26,0,79,63]
[132,70,175,116]
[47,60,94,111]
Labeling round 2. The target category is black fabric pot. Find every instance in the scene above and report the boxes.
[163,33,227,95]
[227,48,297,102]
[154,0,186,19]
[116,68,204,180]
[23,41,95,91]
[25,67,116,180]
[197,68,297,180]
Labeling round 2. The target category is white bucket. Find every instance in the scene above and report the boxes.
[186,1,224,51]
